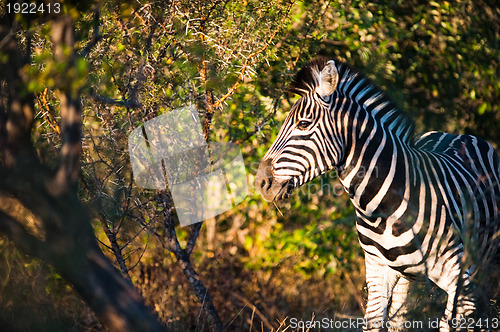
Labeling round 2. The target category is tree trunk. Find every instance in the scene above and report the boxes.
[0,8,168,332]
[65,247,167,332]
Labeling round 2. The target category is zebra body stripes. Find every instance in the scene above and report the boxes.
[255,58,500,331]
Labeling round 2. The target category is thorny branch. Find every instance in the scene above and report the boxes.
[211,1,295,110]
[136,4,297,331]
[36,88,60,134]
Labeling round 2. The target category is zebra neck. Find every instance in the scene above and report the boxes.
[330,64,415,218]
[334,62,415,144]
[337,110,411,218]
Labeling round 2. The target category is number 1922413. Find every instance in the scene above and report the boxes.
[6,2,61,14]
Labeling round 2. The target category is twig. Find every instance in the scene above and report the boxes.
[128,20,157,103]
[100,213,133,283]
[36,88,61,134]
[79,8,102,58]
[343,271,366,315]
[127,235,149,271]
[231,292,275,331]
[88,91,142,109]
[273,201,284,217]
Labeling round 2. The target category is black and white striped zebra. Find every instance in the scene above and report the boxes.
[255,57,500,331]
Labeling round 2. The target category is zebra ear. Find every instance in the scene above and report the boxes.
[317,60,338,97]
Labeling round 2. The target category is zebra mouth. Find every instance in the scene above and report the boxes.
[276,179,295,201]
[255,158,299,202]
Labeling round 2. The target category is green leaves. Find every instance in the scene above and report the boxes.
[246,217,361,277]
[25,42,88,98]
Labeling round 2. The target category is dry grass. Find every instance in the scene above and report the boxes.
[136,246,366,332]
[0,234,497,332]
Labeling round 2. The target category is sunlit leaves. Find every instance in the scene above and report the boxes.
[25,35,88,98]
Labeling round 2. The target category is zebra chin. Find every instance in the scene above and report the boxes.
[255,158,296,201]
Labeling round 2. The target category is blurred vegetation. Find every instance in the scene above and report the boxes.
[0,0,498,331]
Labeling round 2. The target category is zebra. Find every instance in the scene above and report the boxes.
[255,57,500,331]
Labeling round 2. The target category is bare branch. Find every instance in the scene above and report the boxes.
[100,213,133,283]
[231,292,274,331]
[128,20,157,104]
[0,211,45,258]
[88,91,142,109]
[186,222,202,256]
[0,29,15,50]
[80,8,102,58]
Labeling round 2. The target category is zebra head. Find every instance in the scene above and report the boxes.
[255,58,343,201]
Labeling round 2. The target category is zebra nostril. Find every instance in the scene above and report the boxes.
[256,175,273,193]
[256,158,277,200]
[263,177,273,191]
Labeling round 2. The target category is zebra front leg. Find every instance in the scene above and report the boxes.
[438,271,476,332]
[364,255,401,331]
[387,277,411,332]
[429,258,476,332]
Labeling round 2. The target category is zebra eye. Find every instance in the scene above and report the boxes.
[297,120,311,129]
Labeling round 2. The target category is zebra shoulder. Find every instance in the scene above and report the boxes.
[414,131,500,177]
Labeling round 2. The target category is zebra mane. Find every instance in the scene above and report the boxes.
[288,57,330,96]
[288,57,416,142]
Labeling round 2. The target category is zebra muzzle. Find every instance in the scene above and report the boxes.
[255,158,292,201]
